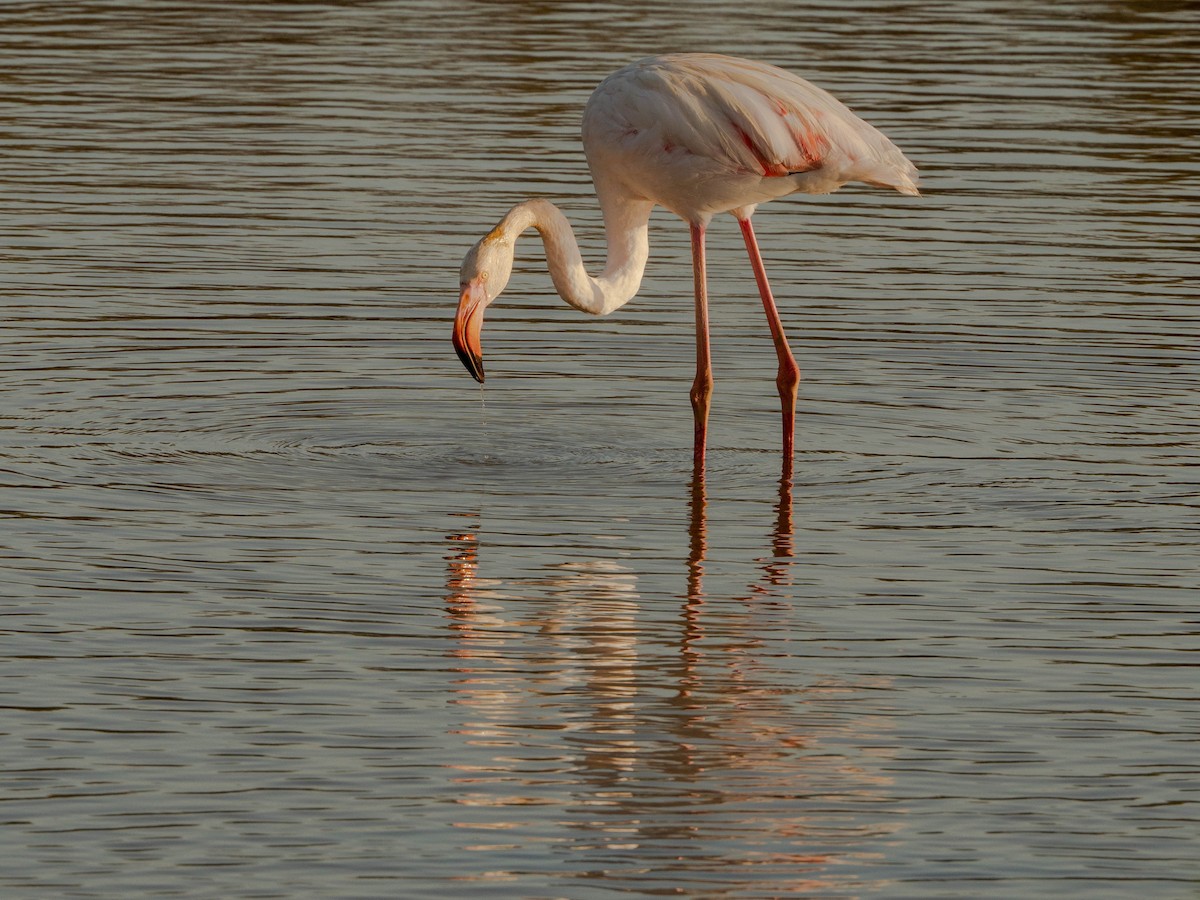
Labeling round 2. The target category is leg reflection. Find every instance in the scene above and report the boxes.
[681,458,709,691]
[759,469,795,592]
[686,456,708,604]
[685,459,796,604]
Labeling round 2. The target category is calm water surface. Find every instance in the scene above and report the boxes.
[2,1,1198,897]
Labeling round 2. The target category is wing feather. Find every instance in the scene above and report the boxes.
[594,54,918,195]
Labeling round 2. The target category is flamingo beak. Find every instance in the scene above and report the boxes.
[452,280,487,383]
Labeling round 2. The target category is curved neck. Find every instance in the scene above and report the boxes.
[497,196,652,316]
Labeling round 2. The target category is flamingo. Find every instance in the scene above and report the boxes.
[453,53,918,471]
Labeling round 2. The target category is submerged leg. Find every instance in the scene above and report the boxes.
[738,216,800,473]
[689,221,713,469]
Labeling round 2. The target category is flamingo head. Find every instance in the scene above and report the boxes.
[453,229,515,383]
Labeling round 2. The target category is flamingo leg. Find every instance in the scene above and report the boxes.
[738,216,800,471]
[689,222,713,468]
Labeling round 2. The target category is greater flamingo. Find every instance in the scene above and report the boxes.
[453,53,918,471]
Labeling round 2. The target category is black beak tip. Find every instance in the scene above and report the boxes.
[454,341,485,383]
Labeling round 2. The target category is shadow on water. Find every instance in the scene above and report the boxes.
[441,464,898,893]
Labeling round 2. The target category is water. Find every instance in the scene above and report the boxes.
[2,1,1197,896]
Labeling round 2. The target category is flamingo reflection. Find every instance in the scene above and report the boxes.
[440,468,896,892]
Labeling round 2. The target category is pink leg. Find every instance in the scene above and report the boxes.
[689,222,713,469]
[739,216,800,471]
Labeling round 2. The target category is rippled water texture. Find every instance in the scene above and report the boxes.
[2,1,1198,897]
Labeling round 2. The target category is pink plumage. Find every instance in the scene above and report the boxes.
[583,54,919,221]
